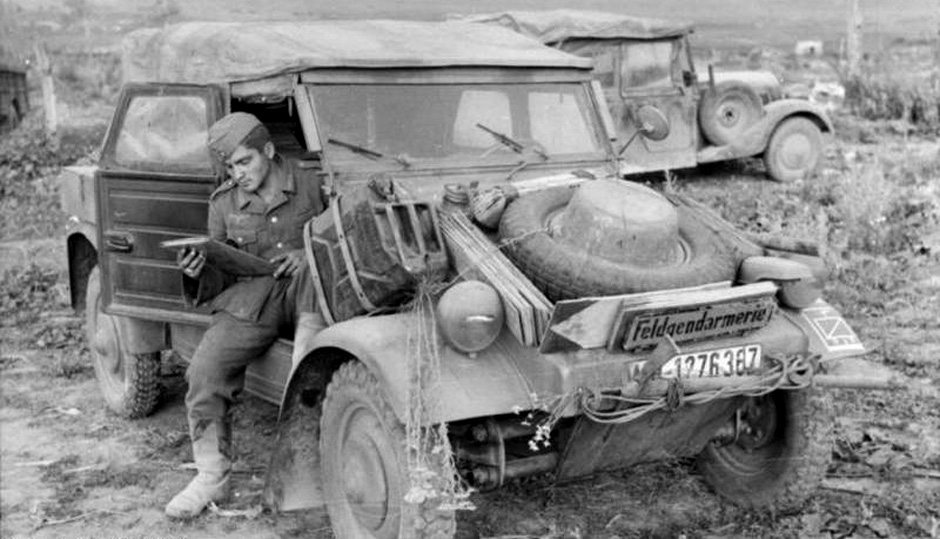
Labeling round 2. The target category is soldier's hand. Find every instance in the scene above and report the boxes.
[177,247,206,279]
[271,249,305,279]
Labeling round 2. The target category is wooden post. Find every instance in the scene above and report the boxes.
[34,43,58,141]
[935,3,940,92]
[845,0,862,78]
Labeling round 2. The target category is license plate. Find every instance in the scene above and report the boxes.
[660,344,761,379]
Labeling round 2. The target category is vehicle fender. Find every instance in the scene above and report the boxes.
[778,299,866,363]
[115,315,167,355]
[282,312,550,424]
[761,98,834,136]
[696,99,833,163]
[66,230,98,310]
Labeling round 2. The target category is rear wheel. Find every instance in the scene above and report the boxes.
[697,388,833,512]
[320,361,456,539]
[764,117,823,182]
[85,267,160,419]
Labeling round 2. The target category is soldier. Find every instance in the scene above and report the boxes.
[166,112,326,519]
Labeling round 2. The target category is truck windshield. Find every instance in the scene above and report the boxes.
[308,82,606,168]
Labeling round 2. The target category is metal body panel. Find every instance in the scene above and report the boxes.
[615,91,698,172]
[782,299,866,361]
[285,314,556,423]
[556,397,739,480]
[544,313,809,413]
[283,294,860,426]
[60,165,99,237]
[98,173,215,316]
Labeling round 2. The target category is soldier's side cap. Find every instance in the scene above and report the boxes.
[207,112,268,162]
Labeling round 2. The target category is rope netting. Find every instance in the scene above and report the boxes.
[578,353,815,425]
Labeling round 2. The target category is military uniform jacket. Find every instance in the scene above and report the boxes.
[184,157,326,321]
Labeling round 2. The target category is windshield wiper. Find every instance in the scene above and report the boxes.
[327,137,412,168]
[475,123,549,160]
[327,138,384,159]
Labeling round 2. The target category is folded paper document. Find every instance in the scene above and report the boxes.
[160,236,276,277]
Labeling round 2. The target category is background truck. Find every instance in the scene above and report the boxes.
[462,9,834,182]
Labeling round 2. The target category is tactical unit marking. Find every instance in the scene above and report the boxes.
[801,301,865,352]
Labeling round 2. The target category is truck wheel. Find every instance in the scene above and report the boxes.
[85,267,161,419]
[697,388,833,512]
[699,81,763,146]
[763,117,823,182]
[320,362,456,539]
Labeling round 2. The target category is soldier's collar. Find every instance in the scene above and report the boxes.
[274,157,295,194]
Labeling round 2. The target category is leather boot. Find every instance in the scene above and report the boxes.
[165,419,232,519]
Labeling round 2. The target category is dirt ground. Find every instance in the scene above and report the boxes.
[2,140,939,539]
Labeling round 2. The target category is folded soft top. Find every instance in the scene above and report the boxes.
[122,20,594,85]
[455,10,693,44]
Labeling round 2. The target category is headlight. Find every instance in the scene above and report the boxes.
[436,280,504,354]
[777,277,823,309]
[738,255,823,310]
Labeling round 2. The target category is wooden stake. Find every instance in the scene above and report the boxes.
[33,43,58,140]
[846,0,863,77]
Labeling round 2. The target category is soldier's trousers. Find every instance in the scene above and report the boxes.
[184,267,314,442]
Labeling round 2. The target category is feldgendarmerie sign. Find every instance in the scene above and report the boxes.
[614,297,777,351]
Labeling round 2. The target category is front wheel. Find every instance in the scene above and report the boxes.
[697,388,833,512]
[320,361,456,539]
[763,117,823,182]
[85,267,161,419]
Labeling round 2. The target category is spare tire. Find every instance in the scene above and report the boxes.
[499,185,739,301]
[699,81,764,146]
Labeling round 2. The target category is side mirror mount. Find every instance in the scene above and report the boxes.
[682,70,696,88]
[618,105,671,156]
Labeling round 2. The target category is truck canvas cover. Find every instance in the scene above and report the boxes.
[122,20,593,85]
[456,9,693,44]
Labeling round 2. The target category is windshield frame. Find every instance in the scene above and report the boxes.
[301,69,612,173]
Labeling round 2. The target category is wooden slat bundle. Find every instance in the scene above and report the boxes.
[440,210,552,347]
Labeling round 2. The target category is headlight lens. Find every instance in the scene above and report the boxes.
[778,277,823,309]
[436,280,504,354]
[738,255,825,310]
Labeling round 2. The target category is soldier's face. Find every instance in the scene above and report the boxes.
[226,143,273,193]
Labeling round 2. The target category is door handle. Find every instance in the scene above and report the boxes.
[104,232,134,253]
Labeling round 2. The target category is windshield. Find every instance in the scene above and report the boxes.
[309,82,606,168]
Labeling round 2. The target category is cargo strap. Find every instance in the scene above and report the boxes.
[303,220,335,326]
[332,197,377,312]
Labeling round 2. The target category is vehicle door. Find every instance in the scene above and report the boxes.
[616,37,698,174]
[96,83,224,323]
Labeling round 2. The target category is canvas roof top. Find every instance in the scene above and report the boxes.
[457,10,693,44]
[122,20,593,85]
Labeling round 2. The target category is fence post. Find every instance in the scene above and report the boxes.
[34,43,58,141]
[845,0,862,78]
